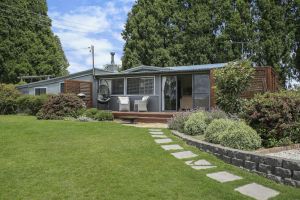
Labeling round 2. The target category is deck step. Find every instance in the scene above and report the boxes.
[112,111,175,118]
[112,112,174,123]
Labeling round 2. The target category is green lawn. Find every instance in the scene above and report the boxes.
[0,116,299,200]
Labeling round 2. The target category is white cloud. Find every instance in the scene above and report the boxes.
[48,2,133,73]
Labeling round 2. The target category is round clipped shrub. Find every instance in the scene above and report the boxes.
[204,119,234,144]
[184,112,208,135]
[220,121,261,150]
[168,112,192,132]
[36,93,85,120]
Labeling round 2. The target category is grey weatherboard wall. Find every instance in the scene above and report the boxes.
[17,69,111,107]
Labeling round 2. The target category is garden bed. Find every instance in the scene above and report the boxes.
[172,130,300,187]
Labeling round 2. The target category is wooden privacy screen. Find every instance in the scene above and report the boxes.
[241,67,279,99]
[210,66,279,108]
[64,80,93,108]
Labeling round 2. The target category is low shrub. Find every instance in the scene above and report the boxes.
[241,90,300,147]
[204,119,234,144]
[0,84,20,114]
[84,108,113,121]
[220,121,262,150]
[17,95,50,115]
[94,111,114,121]
[37,94,85,120]
[184,112,208,135]
[168,112,192,132]
[84,108,99,118]
[206,109,228,124]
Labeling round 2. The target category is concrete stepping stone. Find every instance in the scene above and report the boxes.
[154,138,173,144]
[206,171,242,183]
[151,135,167,138]
[171,151,198,159]
[185,159,212,166]
[149,129,161,132]
[234,183,279,200]
[161,144,183,151]
[191,166,217,170]
[149,131,164,135]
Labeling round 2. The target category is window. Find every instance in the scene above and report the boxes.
[100,78,124,95]
[60,83,65,93]
[35,88,47,96]
[127,77,154,95]
[111,78,124,95]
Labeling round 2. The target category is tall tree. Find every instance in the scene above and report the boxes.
[253,0,299,83]
[122,0,299,85]
[0,0,68,83]
[122,0,184,69]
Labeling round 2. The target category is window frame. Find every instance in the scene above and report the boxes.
[99,78,125,96]
[126,76,155,96]
[34,87,47,96]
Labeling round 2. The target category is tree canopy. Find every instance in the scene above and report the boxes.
[0,0,68,84]
[122,0,300,84]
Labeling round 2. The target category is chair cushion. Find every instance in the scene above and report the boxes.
[118,96,129,104]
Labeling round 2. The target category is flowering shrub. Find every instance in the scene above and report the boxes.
[241,90,300,147]
[37,94,85,120]
[168,112,192,132]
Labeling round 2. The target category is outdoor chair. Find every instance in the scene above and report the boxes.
[118,96,130,111]
[134,96,149,112]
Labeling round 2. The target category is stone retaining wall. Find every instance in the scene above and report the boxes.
[172,130,300,188]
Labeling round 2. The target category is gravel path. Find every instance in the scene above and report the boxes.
[267,149,300,161]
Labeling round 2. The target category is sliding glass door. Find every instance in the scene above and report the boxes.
[162,76,177,111]
[192,74,210,110]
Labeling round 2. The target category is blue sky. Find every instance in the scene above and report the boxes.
[47,0,135,73]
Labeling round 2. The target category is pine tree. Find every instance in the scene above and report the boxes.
[0,0,68,83]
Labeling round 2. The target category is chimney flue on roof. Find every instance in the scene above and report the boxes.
[111,52,115,65]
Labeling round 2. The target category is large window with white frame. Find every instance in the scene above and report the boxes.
[127,77,154,95]
[100,78,124,95]
[34,87,47,96]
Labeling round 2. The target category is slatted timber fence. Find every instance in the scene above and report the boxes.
[64,80,93,108]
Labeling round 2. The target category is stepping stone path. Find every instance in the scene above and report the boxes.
[149,131,164,135]
[185,159,212,166]
[185,160,217,170]
[191,166,216,170]
[149,129,161,132]
[154,138,173,144]
[235,183,279,200]
[206,171,242,183]
[148,129,280,199]
[151,135,167,138]
[161,144,183,151]
[171,151,198,159]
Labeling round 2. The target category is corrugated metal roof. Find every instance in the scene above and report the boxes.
[121,63,227,74]
[166,63,227,72]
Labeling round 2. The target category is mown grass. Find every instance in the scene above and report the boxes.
[0,115,299,200]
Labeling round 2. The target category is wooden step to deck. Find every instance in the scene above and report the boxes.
[112,111,176,123]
